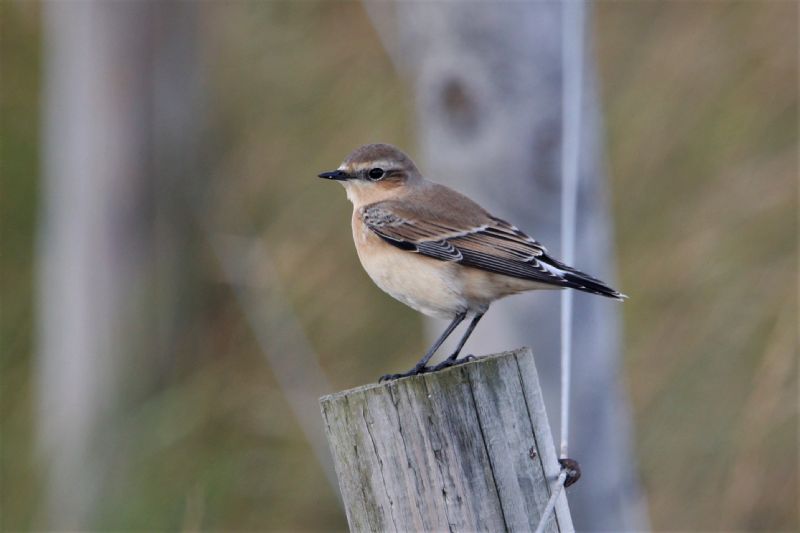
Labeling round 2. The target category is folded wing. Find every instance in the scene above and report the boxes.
[361,201,624,299]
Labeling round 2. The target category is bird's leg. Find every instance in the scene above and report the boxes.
[379,311,466,382]
[430,311,486,372]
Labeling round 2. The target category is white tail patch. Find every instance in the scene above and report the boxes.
[539,261,568,278]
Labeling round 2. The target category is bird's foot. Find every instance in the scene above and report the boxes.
[378,355,480,382]
[558,458,581,488]
[378,363,427,383]
[429,354,478,373]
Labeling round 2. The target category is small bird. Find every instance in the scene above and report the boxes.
[318,143,625,381]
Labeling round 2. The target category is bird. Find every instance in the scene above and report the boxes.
[318,143,625,382]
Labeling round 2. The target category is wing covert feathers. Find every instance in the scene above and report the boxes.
[361,197,626,300]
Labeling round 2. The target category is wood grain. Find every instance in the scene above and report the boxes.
[320,348,573,532]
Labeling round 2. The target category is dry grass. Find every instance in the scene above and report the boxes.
[599,2,798,529]
[1,1,796,530]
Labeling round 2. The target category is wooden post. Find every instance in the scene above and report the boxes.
[320,348,573,532]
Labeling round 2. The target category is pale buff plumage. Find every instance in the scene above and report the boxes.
[318,143,624,379]
[350,183,554,320]
[320,143,622,321]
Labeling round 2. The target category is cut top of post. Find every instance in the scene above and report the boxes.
[320,347,573,532]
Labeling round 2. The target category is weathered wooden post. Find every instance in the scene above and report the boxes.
[320,348,573,532]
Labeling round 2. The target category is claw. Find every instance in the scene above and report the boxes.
[379,354,480,381]
[429,354,478,373]
[430,360,458,372]
[378,364,428,383]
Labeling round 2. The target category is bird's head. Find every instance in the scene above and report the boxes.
[318,143,422,205]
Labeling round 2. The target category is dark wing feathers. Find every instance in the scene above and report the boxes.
[417,240,462,261]
[361,203,624,299]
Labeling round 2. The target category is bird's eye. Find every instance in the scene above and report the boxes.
[368,168,385,180]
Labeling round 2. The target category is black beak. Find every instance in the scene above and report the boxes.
[317,169,351,181]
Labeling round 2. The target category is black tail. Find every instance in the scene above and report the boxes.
[543,255,627,300]
[562,269,626,300]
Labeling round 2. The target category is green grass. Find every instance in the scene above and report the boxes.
[1,1,797,530]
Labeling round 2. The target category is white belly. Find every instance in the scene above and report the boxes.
[355,236,468,319]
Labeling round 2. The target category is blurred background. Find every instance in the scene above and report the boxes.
[1,1,797,531]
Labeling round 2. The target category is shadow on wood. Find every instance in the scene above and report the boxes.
[320,347,573,532]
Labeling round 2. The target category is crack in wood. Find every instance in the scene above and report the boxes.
[320,348,573,532]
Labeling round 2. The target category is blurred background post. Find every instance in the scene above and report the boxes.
[1,1,797,531]
[365,2,645,529]
[37,0,205,528]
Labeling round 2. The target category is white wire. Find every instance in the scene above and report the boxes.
[536,1,585,531]
[533,472,568,533]
[559,0,585,461]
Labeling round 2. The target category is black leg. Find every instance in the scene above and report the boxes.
[430,311,486,372]
[379,311,467,382]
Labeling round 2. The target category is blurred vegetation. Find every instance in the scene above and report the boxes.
[1,1,797,531]
[599,2,798,529]
[1,1,44,529]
